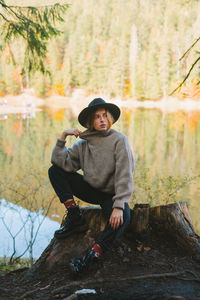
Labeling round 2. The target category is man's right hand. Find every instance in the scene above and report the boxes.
[60,128,82,140]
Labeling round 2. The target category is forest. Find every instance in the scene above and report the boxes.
[0,0,200,100]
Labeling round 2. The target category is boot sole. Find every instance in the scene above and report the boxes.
[54,223,89,239]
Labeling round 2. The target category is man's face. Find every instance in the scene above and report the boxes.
[93,108,109,131]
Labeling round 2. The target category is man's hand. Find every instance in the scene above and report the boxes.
[109,208,123,230]
[60,128,82,140]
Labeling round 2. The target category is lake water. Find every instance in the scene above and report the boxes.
[0,105,200,258]
[0,199,59,259]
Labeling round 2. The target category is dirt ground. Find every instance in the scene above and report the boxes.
[0,231,200,300]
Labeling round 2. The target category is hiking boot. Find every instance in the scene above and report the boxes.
[69,250,98,273]
[54,207,88,239]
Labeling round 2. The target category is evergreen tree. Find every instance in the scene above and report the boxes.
[0,1,69,75]
[0,0,200,98]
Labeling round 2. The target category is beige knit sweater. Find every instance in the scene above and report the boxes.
[51,129,134,209]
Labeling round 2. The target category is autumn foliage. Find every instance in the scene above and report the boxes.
[170,111,200,133]
[176,79,200,100]
[54,84,65,96]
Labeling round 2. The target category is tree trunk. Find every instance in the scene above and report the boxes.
[29,201,200,276]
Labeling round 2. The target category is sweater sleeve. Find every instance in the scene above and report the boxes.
[51,138,81,172]
[112,136,134,209]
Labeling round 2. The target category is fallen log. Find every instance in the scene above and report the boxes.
[29,201,200,275]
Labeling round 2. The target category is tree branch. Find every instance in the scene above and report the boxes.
[179,36,200,61]
[170,56,200,95]
[0,1,69,74]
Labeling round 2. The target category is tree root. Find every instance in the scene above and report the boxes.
[16,270,200,299]
[17,288,41,300]
[52,271,186,295]
[177,277,200,283]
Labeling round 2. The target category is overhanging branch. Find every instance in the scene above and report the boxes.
[0,1,69,74]
[179,36,200,61]
[170,56,200,96]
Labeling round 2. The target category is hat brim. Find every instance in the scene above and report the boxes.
[78,103,120,128]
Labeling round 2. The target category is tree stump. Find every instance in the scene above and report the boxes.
[149,201,200,256]
[29,201,200,276]
[30,207,107,275]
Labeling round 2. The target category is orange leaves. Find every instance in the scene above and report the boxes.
[59,63,63,70]
[53,109,65,121]
[170,112,186,131]
[187,112,200,132]
[54,84,65,96]
[44,107,66,121]
[1,140,14,157]
[170,111,200,133]
[176,79,200,100]
[11,67,22,84]
[12,120,24,138]
[123,79,132,97]
[98,42,103,54]
[137,244,143,252]
[136,241,151,253]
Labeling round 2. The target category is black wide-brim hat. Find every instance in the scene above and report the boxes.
[78,98,121,128]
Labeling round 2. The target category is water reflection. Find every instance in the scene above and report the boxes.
[0,199,59,259]
[0,114,8,120]
[0,99,37,121]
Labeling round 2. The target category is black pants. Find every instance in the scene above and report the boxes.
[48,165,130,252]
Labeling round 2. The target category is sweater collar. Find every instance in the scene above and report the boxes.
[80,129,112,141]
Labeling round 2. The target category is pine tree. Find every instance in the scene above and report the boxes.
[0,1,69,75]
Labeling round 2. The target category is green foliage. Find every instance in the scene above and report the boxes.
[0,257,31,273]
[0,1,69,74]
[132,166,200,207]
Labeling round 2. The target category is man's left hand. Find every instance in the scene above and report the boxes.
[109,208,123,230]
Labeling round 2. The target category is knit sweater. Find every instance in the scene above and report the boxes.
[51,129,134,209]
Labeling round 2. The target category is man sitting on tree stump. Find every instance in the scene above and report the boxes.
[48,98,134,273]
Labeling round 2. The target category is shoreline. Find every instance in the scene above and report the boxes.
[1,92,200,116]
